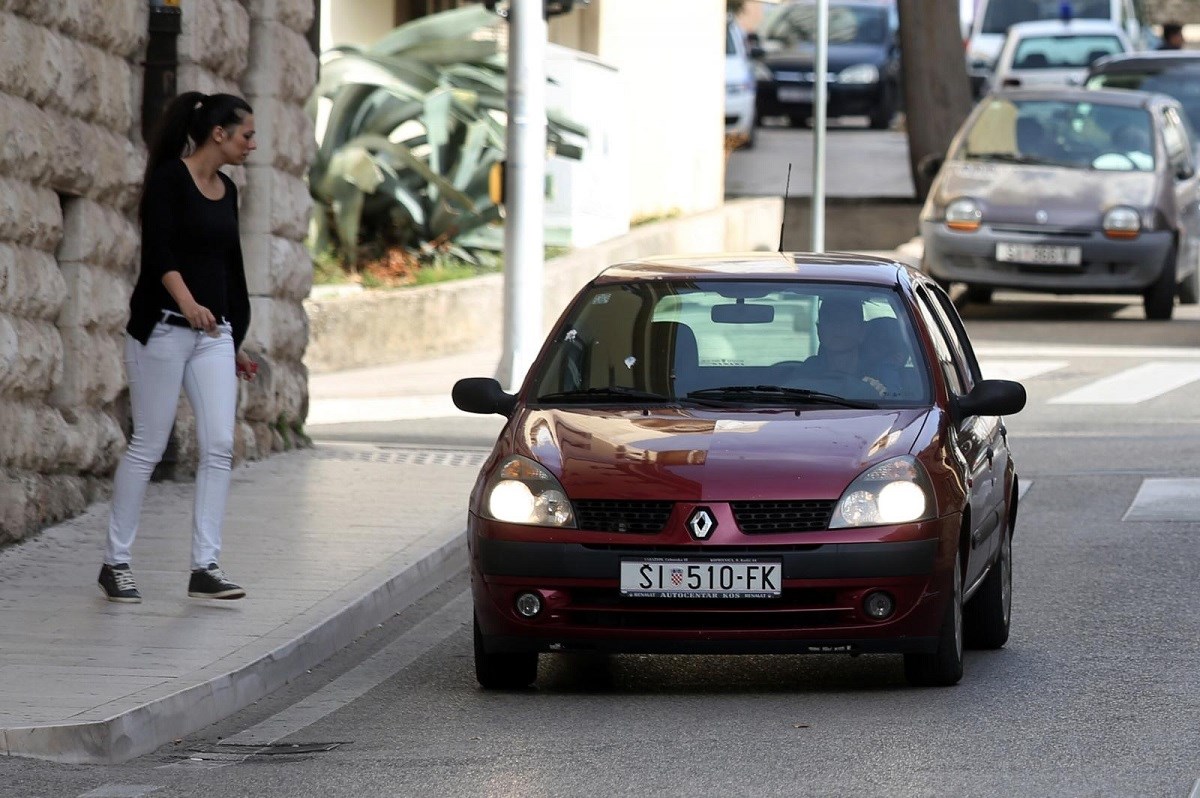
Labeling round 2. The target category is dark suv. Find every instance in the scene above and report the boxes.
[753,0,901,129]
[1086,50,1200,134]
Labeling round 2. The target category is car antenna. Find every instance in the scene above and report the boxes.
[778,163,792,253]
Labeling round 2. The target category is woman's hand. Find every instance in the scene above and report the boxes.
[181,301,216,332]
[235,351,258,381]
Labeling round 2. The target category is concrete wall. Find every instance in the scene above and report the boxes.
[0,0,315,545]
[303,197,784,374]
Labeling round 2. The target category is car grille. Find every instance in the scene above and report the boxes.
[564,587,852,630]
[730,500,836,534]
[573,500,673,533]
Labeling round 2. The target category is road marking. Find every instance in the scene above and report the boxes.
[1017,480,1033,500]
[978,359,1067,382]
[1048,362,1200,405]
[1123,478,1200,522]
[975,343,1200,359]
[219,591,471,747]
[307,395,463,424]
[79,787,160,798]
[1189,777,1200,798]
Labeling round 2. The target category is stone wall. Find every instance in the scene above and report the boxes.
[0,0,315,545]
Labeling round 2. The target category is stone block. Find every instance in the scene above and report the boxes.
[0,176,62,252]
[176,65,244,100]
[247,95,315,175]
[179,0,250,82]
[4,0,147,59]
[52,326,125,409]
[240,165,311,239]
[0,396,69,471]
[56,262,132,331]
[246,0,315,32]
[245,295,308,362]
[0,312,64,399]
[0,12,54,107]
[243,19,317,103]
[56,405,125,473]
[51,115,144,207]
[58,199,140,275]
[0,93,57,186]
[241,233,313,300]
[0,243,68,322]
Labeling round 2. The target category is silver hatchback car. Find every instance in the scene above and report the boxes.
[920,87,1200,319]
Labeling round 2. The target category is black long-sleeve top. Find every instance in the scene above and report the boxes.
[127,158,251,349]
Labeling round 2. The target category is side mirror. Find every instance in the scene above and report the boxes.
[452,377,518,417]
[917,154,944,181]
[953,379,1026,422]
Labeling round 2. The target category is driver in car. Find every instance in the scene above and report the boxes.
[788,297,891,397]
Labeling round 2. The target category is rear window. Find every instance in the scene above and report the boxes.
[1012,34,1125,69]
[1087,66,1200,131]
[762,4,891,46]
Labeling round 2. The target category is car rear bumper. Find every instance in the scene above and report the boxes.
[756,82,885,119]
[920,221,1172,293]
[471,515,958,656]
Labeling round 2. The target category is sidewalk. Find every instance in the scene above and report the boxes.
[0,348,505,765]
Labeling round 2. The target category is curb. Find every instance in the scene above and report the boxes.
[1,530,468,765]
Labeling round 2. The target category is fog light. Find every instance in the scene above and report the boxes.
[515,591,543,618]
[863,591,895,620]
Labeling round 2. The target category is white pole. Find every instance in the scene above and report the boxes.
[495,0,547,391]
[811,0,828,253]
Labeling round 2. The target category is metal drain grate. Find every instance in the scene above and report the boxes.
[313,445,487,469]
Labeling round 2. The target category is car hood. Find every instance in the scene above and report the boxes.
[934,160,1158,222]
[763,43,887,73]
[509,406,932,501]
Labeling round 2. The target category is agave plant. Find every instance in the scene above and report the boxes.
[308,5,588,269]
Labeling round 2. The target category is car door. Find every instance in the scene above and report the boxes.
[913,286,994,590]
[1160,104,1200,287]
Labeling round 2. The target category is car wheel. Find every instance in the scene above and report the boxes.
[868,84,895,130]
[964,284,994,304]
[964,527,1012,649]
[904,558,964,687]
[1143,244,1176,320]
[1178,257,1199,305]
[474,615,538,689]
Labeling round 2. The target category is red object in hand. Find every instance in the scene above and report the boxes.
[236,360,258,379]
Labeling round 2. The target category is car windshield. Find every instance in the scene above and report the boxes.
[530,281,931,407]
[762,4,890,46]
[1012,34,1125,70]
[981,0,1111,35]
[960,97,1155,171]
[1087,66,1200,131]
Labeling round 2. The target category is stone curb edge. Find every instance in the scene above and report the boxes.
[0,530,468,765]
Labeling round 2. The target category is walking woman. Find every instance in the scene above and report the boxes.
[99,92,258,603]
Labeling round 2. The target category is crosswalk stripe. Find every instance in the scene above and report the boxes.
[975,343,1200,359]
[979,359,1067,382]
[1047,362,1200,405]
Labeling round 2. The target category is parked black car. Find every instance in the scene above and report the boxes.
[753,0,901,129]
[1086,51,1200,134]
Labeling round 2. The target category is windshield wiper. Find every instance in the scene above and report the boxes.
[686,385,876,409]
[536,386,676,403]
[965,151,1074,168]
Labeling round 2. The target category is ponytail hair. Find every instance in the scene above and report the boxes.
[139,91,254,219]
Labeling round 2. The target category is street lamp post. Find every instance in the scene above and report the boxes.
[811,0,828,253]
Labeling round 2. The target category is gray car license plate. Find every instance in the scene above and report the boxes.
[778,86,814,103]
[620,558,782,598]
[995,242,1082,266]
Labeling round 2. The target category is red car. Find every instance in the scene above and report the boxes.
[453,254,1026,688]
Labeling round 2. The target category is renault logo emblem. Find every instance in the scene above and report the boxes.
[1036,209,1048,224]
[686,507,717,540]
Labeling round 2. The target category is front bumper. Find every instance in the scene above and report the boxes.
[756,81,884,120]
[471,514,958,656]
[920,220,1172,294]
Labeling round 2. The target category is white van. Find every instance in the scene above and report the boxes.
[965,0,1155,95]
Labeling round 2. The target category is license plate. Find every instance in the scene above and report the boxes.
[995,242,1082,266]
[619,558,782,598]
[777,86,814,103]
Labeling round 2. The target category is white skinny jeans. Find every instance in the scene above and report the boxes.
[105,321,237,570]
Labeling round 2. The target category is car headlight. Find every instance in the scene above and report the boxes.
[830,456,936,528]
[838,63,879,84]
[945,197,982,232]
[1102,205,1140,240]
[483,455,576,527]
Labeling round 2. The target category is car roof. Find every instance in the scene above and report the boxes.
[593,252,914,287]
[986,85,1166,109]
[1004,18,1127,35]
[1090,50,1200,73]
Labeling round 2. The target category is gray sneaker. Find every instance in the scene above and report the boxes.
[187,564,246,600]
[98,563,141,603]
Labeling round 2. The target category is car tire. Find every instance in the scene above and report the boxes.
[474,615,538,689]
[1143,244,1176,320]
[903,558,964,687]
[964,284,994,304]
[964,527,1012,650]
[1178,257,1199,305]
[868,84,895,130]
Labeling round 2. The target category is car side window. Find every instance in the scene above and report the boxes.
[928,286,984,387]
[1161,107,1195,178]
[913,287,966,396]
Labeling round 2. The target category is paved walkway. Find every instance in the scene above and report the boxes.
[0,348,502,765]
